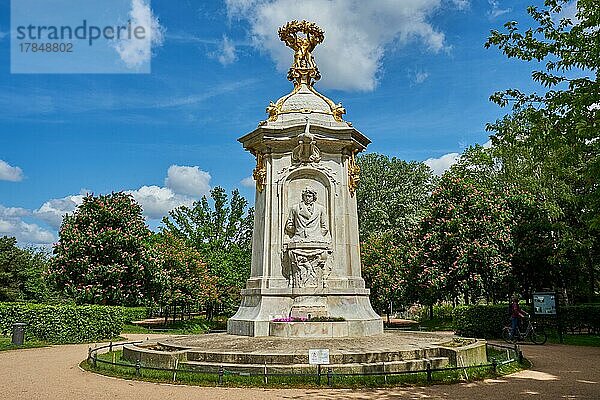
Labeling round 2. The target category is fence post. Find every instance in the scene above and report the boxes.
[92,352,97,368]
[382,362,387,384]
[173,359,179,382]
[135,360,141,377]
[109,341,113,353]
[88,347,92,362]
[426,361,432,383]
[491,358,497,374]
[513,343,522,363]
[264,363,268,385]
[327,367,332,387]
[218,366,224,385]
[317,364,321,385]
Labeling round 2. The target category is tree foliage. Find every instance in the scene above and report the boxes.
[162,187,253,316]
[153,232,217,309]
[356,154,434,240]
[413,174,513,304]
[50,193,161,306]
[485,0,600,301]
[361,231,416,318]
[0,236,51,302]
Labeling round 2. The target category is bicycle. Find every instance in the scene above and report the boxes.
[503,314,548,344]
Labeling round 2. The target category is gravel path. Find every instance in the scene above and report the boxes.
[1,335,598,399]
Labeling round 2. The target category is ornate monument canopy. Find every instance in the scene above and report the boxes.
[243,19,369,147]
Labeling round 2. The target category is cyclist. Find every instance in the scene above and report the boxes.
[509,296,527,340]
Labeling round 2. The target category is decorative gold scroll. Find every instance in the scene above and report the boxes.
[348,151,360,196]
[252,152,267,192]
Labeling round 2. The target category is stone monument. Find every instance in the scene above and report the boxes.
[227,20,383,337]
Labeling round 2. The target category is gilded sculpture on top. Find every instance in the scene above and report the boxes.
[278,20,324,86]
[261,21,347,124]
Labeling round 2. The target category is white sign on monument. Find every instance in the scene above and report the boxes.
[308,349,330,365]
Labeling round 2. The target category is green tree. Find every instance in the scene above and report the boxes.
[50,193,161,306]
[153,232,217,315]
[448,143,559,299]
[413,174,513,304]
[356,153,434,240]
[361,231,416,321]
[0,236,51,302]
[162,187,253,318]
[485,0,600,300]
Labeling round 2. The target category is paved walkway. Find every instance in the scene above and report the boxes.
[0,335,598,399]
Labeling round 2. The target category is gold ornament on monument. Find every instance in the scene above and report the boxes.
[278,20,324,87]
[348,151,361,196]
[252,152,267,192]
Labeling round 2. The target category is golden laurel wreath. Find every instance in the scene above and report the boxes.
[278,20,324,45]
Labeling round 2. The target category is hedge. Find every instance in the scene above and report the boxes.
[560,304,600,334]
[119,306,149,324]
[453,303,600,338]
[453,304,511,338]
[0,303,147,343]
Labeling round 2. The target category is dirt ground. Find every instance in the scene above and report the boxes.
[1,334,598,400]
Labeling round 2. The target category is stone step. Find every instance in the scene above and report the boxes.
[181,356,449,374]
[185,347,443,365]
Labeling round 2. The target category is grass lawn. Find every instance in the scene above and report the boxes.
[121,316,226,335]
[0,335,48,351]
[546,332,600,347]
[417,318,455,332]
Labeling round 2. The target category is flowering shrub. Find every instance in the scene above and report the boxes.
[50,192,161,306]
[271,316,345,322]
[413,175,513,304]
[272,317,307,322]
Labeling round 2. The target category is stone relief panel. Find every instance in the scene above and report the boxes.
[281,172,333,288]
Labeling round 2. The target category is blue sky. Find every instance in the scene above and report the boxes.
[0,0,566,246]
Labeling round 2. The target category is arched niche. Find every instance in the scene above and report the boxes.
[280,167,333,245]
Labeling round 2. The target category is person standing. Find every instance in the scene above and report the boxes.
[510,296,527,340]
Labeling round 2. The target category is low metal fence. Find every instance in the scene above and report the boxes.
[87,341,523,387]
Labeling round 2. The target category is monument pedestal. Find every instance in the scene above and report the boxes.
[227,287,383,337]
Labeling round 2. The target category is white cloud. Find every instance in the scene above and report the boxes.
[0,204,55,245]
[410,70,430,84]
[214,35,237,65]
[31,165,211,230]
[450,0,470,10]
[226,0,448,91]
[114,0,165,69]
[241,176,255,188]
[34,194,85,229]
[0,159,24,182]
[424,152,461,176]
[487,0,511,19]
[164,165,211,197]
[554,1,579,25]
[0,218,55,244]
[0,205,29,218]
[126,185,195,220]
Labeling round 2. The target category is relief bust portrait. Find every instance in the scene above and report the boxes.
[285,186,330,244]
